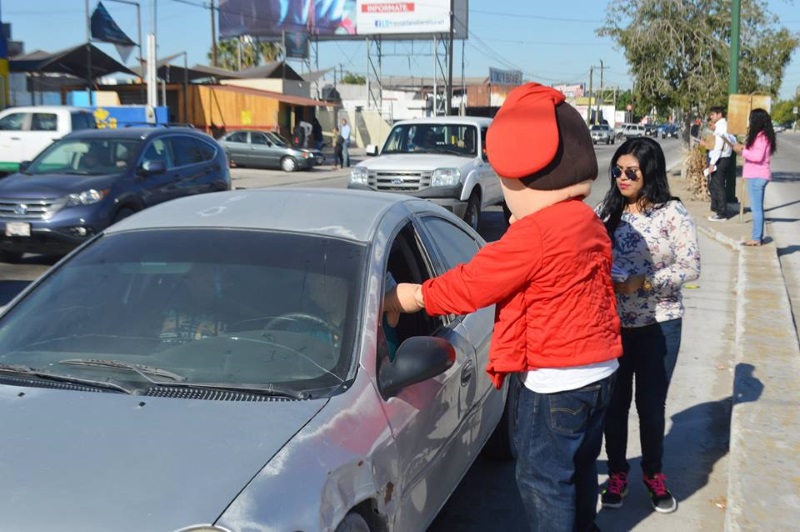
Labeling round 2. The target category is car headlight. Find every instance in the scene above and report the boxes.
[431,168,461,187]
[350,166,369,185]
[65,189,108,206]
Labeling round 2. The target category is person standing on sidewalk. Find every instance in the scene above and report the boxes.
[385,83,622,532]
[705,106,733,221]
[340,118,352,168]
[596,137,701,515]
[732,108,777,246]
[331,126,344,169]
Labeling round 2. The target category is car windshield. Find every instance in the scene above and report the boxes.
[591,126,608,131]
[25,138,141,176]
[265,132,291,147]
[381,123,478,156]
[0,229,367,398]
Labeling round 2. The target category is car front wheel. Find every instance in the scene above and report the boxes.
[280,156,297,172]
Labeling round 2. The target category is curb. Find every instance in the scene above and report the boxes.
[668,156,800,530]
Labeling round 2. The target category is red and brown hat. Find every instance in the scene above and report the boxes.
[486,82,598,190]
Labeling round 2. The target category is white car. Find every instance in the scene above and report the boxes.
[621,123,646,139]
[0,106,96,174]
[348,117,505,231]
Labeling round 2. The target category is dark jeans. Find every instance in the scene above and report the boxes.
[516,373,615,532]
[604,319,682,476]
[709,156,731,217]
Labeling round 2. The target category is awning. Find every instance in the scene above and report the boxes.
[208,84,335,107]
[10,43,136,79]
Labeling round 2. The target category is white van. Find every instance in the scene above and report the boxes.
[0,106,97,173]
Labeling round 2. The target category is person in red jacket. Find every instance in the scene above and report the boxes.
[384,83,622,532]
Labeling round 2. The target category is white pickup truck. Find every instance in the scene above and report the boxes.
[348,116,504,230]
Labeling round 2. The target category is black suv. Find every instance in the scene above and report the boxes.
[0,127,230,261]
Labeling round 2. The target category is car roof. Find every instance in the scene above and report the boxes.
[105,188,425,243]
[392,116,493,127]
[0,106,91,115]
[63,127,210,141]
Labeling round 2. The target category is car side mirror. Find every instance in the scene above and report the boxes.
[18,161,31,173]
[378,336,455,399]
[139,159,167,176]
[366,144,379,156]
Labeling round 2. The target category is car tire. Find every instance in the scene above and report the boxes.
[501,201,512,225]
[280,156,297,172]
[0,250,24,263]
[484,374,521,461]
[334,511,371,532]
[463,192,481,231]
[113,207,136,224]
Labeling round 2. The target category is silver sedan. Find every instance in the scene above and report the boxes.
[0,188,518,531]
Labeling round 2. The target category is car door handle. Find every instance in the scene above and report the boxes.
[460,359,475,386]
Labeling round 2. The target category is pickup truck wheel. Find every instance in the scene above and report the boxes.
[464,193,481,231]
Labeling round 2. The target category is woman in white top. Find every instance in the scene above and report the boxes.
[595,137,701,515]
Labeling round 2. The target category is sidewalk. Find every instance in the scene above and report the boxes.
[666,166,800,531]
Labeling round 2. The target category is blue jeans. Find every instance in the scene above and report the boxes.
[342,140,350,167]
[516,373,615,532]
[604,319,681,476]
[747,178,769,242]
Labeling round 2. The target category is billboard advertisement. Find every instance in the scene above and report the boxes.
[219,0,468,41]
[488,67,522,86]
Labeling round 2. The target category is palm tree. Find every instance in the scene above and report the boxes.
[209,37,284,71]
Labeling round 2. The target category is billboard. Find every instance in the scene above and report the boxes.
[488,67,522,86]
[219,0,468,41]
[283,31,310,59]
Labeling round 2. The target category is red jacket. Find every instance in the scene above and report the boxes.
[421,199,622,388]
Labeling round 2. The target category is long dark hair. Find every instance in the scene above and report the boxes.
[597,137,677,234]
[746,108,777,154]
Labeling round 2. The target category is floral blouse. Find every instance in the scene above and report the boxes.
[598,200,701,328]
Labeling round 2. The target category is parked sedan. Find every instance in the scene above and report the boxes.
[590,124,614,145]
[219,129,315,172]
[0,188,517,531]
[0,127,230,261]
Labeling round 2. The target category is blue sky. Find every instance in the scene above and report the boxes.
[3,0,799,100]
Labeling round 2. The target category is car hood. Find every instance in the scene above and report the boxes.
[0,386,327,531]
[0,173,120,199]
[357,153,472,171]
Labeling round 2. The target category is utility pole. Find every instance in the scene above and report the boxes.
[587,66,593,123]
[445,0,454,115]
[727,0,742,204]
[597,59,604,122]
[210,0,217,67]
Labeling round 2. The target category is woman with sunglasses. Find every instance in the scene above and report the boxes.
[732,108,777,246]
[595,137,701,514]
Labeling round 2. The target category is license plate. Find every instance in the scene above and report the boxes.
[5,221,31,237]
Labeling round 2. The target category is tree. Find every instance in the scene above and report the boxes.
[598,0,798,126]
[209,37,284,71]
[341,72,366,85]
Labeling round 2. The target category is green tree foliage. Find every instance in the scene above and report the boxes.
[209,37,284,71]
[341,72,366,85]
[771,100,797,125]
[598,0,798,118]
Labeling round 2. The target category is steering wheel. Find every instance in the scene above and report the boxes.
[263,312,339,337]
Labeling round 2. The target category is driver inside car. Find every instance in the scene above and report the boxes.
[159,264,227,345]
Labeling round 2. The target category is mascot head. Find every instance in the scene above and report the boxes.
[486,83,598,219]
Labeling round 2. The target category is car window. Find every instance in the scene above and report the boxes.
[251,132,271,145]
[422,216,480,270]
[0,229,368,397]
[381,123,478,156]
[141,138,173,168]
[169,136,205,167]
[71,113,96,130]
[31,113,58,131]
[193,138,216,162]
[26,138,142,175]
[0,112,27,131]
[226,131,248,143]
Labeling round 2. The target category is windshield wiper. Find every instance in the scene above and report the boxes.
[163,381,310,400]
[0,363,134,394]
[59,358,186,384]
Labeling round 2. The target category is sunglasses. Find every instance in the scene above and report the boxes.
[612,166,641,181]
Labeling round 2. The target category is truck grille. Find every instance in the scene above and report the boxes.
[0,198,55,220]
[368,170,432,192]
